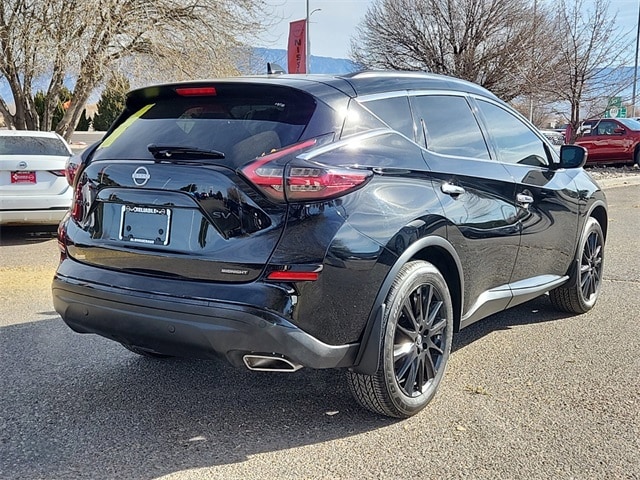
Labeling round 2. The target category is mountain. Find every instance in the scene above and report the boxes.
[248,48,359,75]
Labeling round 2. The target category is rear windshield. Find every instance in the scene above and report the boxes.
[93,85,317,168]
[0,136,70,156]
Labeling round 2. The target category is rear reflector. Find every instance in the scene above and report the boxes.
[175,87,217,96]
[267,271,319,281]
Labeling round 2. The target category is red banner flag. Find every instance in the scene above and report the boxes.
[288,19,307,74]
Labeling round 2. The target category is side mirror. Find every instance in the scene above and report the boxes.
[614,127,625,135]
[556,144,587,169]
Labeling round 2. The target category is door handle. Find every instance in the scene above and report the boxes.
[441,183,466,196]
[516,193,534,206]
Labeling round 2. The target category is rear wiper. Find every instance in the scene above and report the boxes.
[148,144,225,160]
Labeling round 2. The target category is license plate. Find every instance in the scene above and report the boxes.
[11,171,36,184]
[119,205,171,245]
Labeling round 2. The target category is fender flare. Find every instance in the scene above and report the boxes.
[351,235,463,375]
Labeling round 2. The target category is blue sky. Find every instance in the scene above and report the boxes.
[259,0,640,60]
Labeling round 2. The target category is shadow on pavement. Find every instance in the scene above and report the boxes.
[0,225,58,246]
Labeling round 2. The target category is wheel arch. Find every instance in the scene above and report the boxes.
[351,235,463,375]
[588,201,608,242]
[564,200,607,289]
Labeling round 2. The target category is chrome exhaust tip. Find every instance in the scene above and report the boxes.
[243,354,303,372]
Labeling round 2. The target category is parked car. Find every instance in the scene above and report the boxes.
[0,130,73,225]
[52,72,607,418]
[574,117,640,166]
[539,129,565,148]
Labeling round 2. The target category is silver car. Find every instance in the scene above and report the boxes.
[0,130,73,225]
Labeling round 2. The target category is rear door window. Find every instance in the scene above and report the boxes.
[94,85,318,168]
[362,96,415,140]
[411,95,491,159]
[593,120,618,136]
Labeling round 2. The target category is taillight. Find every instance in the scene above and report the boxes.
[70,180,84,222]
[65,154,82,186]
[240,139,317,201]
[286,166,370,201]
[240,138,371,203]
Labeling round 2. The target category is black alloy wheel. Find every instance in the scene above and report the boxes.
[549,217,604,313]
[393,281,447,397]
[347,261,453,418]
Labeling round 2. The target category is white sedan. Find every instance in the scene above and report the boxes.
[0,130,73,225]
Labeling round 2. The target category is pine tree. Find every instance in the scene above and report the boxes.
[92,75,130,131]
[33,87,72,131]
[76,109,92,131]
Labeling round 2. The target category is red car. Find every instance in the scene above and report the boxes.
[574,118,640,166]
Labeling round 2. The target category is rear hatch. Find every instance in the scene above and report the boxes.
[0,135,71,197]
[65,82,336,282]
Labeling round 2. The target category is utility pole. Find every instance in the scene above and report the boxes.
[529,0,538,123]
[305,0,321,74]
[632,0,640,118]
[306,0,310,73]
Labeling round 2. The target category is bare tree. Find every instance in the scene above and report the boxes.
[350,0,560,101]
[0,0,269,139]
[546,0,633,142]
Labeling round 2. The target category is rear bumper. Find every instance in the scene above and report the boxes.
[0,193,71,225]
[0,207,68,225]
[52,261,358,370]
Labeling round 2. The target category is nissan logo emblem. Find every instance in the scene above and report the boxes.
[132,166,151,186]
[17,161,28,170]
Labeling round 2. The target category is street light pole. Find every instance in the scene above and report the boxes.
[529,0,537,123]
[632,0,640,118]
[305,1,321,74]
[306,0,310,73]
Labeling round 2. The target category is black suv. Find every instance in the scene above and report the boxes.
[53,72,607,418]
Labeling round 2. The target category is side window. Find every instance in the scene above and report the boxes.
[411,95,490,159]
[363,96,415,140]
[595,120,617,136]
[477,100,549,167]
[341,100,387,138]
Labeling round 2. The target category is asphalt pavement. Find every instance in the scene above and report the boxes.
[0,182,638,480]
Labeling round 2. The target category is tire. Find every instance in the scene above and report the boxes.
[549,217,604,314]
[346,261,453,418]
[635,148,640,167]
[121,343,173,359]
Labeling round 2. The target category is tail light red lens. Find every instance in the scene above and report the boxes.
[70,180,86,222]
[240,138,371,203]
[65,154,82,186]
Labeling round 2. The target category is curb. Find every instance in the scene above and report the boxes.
[596,175,640,189]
